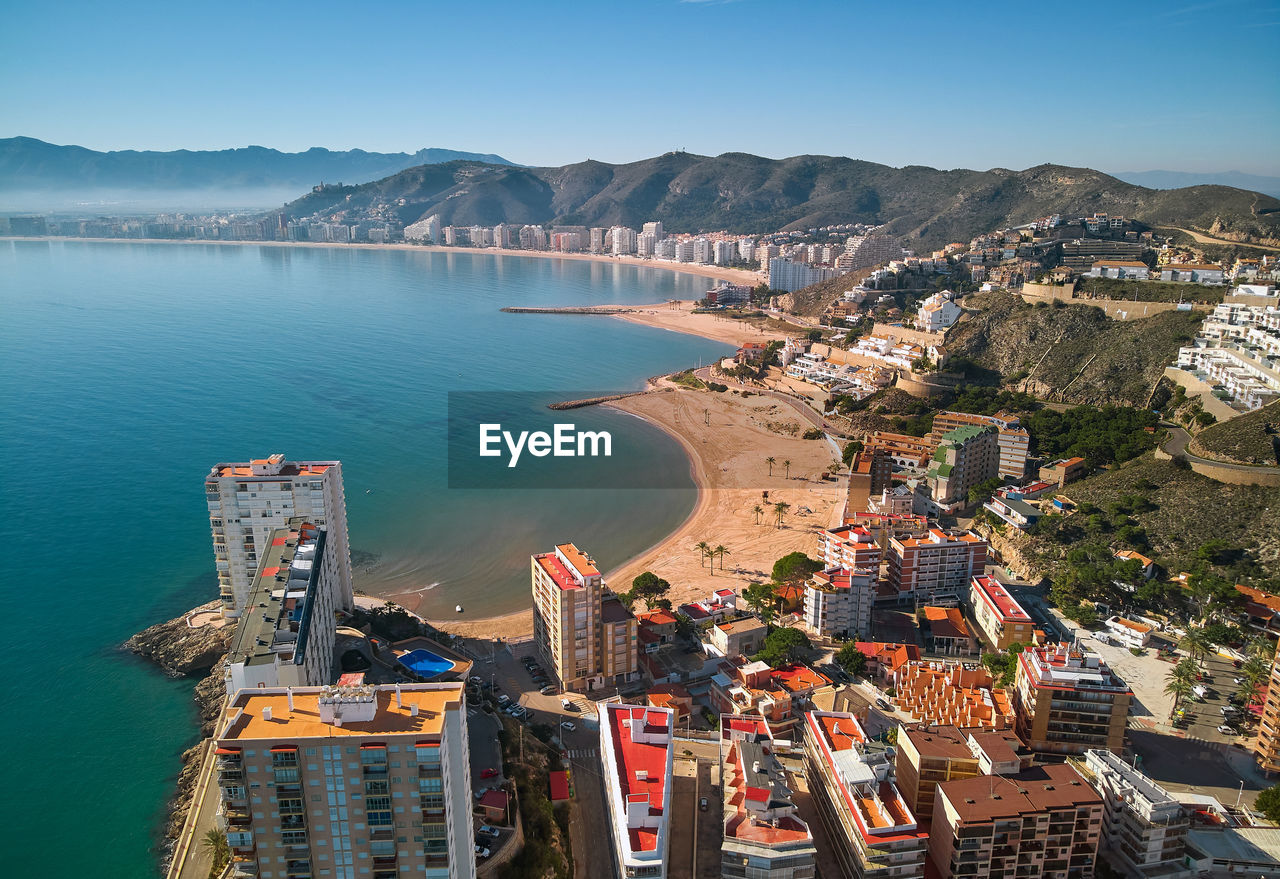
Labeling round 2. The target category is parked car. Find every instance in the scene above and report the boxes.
[477,825,500,838]
[561,698,576,711]
[699,797,708,812]
[540,684,557,696]
[561,721,576,733]
[874,699,891,711]
[496,694,510,705]
[474,847,490,859]
[481,767,499,779]
[1218,725,1238,735]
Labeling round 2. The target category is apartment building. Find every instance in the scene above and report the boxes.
[225,519,343,694]
[642,221,664,240]
[802,710,928,879]
[215,683,475,879]
[710,660,830,738]
[531,544,639,693]
[862,432,937,471]
[894,724,1030,822]
[803,568,876,640]
[1253,638,1280,775]
[1014,645,1132,755]
[1088,260,1151,280]
[599,703,674,879]
[768,258,838,292]
[919,425,1000,513]
[928,762,1103,879]
[892,662,1016,731]
[719,716,817,879]
[708,617,768,658]
[930,411,1029,480]
[1040,456,1088,488]
[206,454,354,620]
[969,575,1036,649]
[917,291,962,331]
[818,525,883,572]
[885,529,988,604]
[1075,749,1192,879]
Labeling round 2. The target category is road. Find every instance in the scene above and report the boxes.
[1155,226,1280,253]
[1161,424,1280,475]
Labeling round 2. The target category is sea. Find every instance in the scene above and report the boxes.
[0,239,732,878]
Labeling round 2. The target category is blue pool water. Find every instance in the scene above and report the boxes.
[399,648,456,678]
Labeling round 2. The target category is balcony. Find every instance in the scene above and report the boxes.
[280,815,306,831]
[218,770,245,784]
[361,763,388,778]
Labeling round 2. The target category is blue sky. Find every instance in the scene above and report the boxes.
[3,0,1278,174]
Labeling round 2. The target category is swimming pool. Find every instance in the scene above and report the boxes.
[398,648,455,679]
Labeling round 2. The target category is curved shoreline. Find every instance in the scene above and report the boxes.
[10,235,763,286]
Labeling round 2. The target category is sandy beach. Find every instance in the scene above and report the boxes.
[40,236,763,286]
[604,385,843,611]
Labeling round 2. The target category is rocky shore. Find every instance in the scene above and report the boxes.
[124,601,232,856]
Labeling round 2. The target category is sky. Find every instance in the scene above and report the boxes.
[3,0,1279,175]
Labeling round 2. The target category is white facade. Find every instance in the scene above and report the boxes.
[738,239,756,262]
[611,226,638,255]
[404,214,441,242]
[713,240,736,265]
[599,703,674,879]
[917,291,962,331]
[768,258,838,292]
[642,221,664,240]
[636,231,657,257]
[803,568,875,639]
[1082,749,1191,879]
[225,520,343,694]
[206,455,354,620]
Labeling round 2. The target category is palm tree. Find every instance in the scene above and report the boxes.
[753,505,764,525]
[713,545,730,572]
[202,829,230,870]
[773,501,790,529]
[1164,675,1194,722]
[1238,655,1271,706]
[783,459,792,479]
[765,456,776,476]
[694,541,711,568]
[1180,626,1213,668]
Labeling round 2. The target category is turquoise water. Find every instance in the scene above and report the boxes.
[398,648,455,679]
[0,240,731,878]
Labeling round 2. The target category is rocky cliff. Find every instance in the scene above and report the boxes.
[945,292,1203,407]
[125,602,232,863]
[124,600,231,676]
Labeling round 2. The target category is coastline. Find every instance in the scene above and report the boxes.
[13,235,764,286]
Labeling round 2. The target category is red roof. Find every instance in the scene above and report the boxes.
[605,704,671,854]
[549,770,570,802]
[972,576,1031,623]
[535,552,580,591]
[479,789,508,810]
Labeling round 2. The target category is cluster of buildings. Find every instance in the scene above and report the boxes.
[1175,284,1280,410]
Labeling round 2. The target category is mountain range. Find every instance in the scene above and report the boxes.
[1110,169,1280,200]
[281,152,1280,251]
[0,137,516,211]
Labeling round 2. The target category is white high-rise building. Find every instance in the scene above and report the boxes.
[611,226,638,255]
[693,237,712,264]
[642,221,664,240]
[713,240,736,265]
[637,231,657,257]
[492,223,511,248]
[599,702,674,879]
[205,454,354,620]
[674,240,695,263]
[737,239,756,262]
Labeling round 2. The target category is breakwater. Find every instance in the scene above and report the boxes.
[548,392,645,410]
[501,305,637,314]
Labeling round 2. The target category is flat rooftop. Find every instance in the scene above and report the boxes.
[535,552,580,591]
[973,576,1031,623]
[220,684,463,741]
[938,763,1101,822]
[227,521,320,667]
[557,543,599,577]
[604,704,671,855]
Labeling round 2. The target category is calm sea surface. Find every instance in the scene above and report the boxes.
[0,240,731,877]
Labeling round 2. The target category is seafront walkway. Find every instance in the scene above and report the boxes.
[168,707,225,879]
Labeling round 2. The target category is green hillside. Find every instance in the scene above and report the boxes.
[279,153,1280,252]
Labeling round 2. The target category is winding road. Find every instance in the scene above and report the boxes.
[1160,424,1280,476]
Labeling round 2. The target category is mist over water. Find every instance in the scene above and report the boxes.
[0,240,730,877]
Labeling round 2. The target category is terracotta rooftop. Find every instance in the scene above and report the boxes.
[937,763,1101,822]
[220,684,462,741]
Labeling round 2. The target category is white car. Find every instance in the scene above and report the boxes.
[1218,725,1238,735]
[561,721,576,733]
[474,846,490,859]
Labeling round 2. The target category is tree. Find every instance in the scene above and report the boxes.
[1163,675,1194,722]
[202,829,230,873]
[753,626,811,668]
[1180,626,1214,667]
[772,552,822,586]
[841,440,864,467]
[1257,784,1280,824]
[783,459,792,479]
[765,456,776,476]
[694,541,712,568]
[981,644,1024,687]
[835,642,867,678]
[1238,655,1270,706]
[713,545,730,572]
[773,501,791,529]
[753,504,764,525]
[630,571,671,610]
[743,581,777,627]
